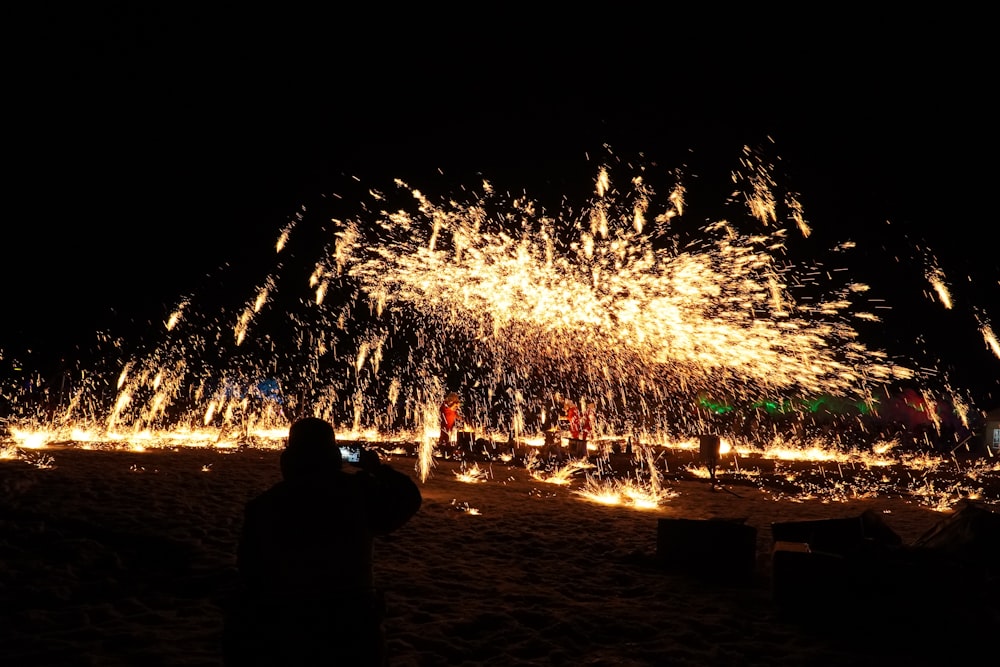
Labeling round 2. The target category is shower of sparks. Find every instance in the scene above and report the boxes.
[12,449,57,469]
[528,457,596,485]
[454,462,492,483]
[2,147,996,509]
[574,475,678,509]
[10,153,927,443]
[330,156,921,456]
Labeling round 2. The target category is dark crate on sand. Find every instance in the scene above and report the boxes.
[656,518,757,581]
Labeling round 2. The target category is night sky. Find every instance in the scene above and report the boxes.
[7,8,998,405]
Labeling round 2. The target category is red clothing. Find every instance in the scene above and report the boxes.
[567,404,581,439]
[440,402,459,432]
[568,404,594,440]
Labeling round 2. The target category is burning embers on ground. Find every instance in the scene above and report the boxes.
[3,427,997,514]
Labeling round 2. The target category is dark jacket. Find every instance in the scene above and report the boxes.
[226,457,421,666]
[238,462,421,602]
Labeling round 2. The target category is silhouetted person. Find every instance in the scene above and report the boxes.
[223,417,422,666]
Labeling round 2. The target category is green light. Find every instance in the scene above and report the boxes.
[698,396,733,415]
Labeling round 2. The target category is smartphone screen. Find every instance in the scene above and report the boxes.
[339,445,361,463]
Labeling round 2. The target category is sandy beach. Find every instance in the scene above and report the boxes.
[1,440,997,667]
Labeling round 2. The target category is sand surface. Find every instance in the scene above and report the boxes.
[1,444,997,666]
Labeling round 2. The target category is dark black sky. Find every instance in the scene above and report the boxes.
[7,7,999,403]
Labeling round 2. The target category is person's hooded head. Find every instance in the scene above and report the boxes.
[280,417,342,482]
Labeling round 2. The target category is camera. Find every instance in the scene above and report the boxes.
[339,445,362,463]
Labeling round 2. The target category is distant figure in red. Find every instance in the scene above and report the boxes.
[566,398,594,458]
[438,392,461,452]
[566,398,581,439]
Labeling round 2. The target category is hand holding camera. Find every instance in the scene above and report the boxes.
[339,444,382,470]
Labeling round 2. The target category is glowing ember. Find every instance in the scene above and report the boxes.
[450,500,481,515]
[982,322,1000,360]
[926,267,953,310]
